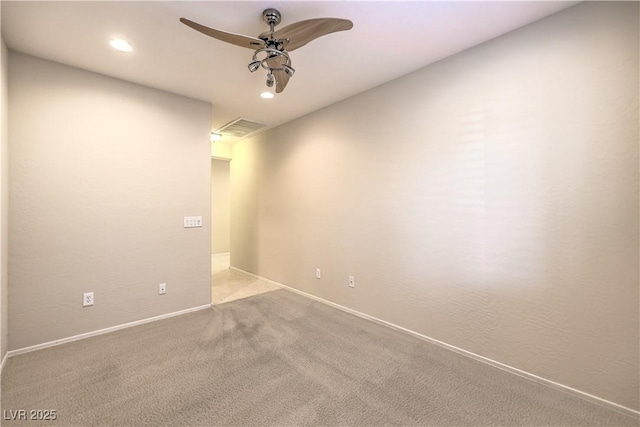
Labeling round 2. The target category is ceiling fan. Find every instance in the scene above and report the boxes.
[180,9,353,95]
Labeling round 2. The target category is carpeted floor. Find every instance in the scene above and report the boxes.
[1,289,637,426]
[211,253,279,304]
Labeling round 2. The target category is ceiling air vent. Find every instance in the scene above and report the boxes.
[215,118,266,138]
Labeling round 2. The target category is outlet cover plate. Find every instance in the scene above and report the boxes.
[83,292,94,307]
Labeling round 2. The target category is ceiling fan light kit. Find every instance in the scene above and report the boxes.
[180,8,353,96]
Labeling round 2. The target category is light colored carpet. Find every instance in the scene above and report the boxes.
[211,254,279,304]
[1,289,637,426]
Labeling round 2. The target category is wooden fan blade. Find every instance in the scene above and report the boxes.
[180,18,265,50]
[266,55,291,93]
[272,18,353,51]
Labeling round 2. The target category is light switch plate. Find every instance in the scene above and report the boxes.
[184,216,203,228]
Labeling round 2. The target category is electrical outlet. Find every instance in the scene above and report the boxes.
[83,292,94,307]
[159,283,167,295]
[348,276,355,288]
[316,268,321,279]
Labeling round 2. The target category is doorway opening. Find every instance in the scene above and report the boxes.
[211,157,231,302]
[210,156,280,304]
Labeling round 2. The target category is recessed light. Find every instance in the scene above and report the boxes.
[260,91,274,99]
[109,38,132,52]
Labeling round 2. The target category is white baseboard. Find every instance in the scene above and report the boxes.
[230,266,640,420]
[212,252,230,257]
[7,303,212,358]
[0,351,7,376]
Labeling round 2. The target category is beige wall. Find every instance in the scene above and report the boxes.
[1,36,9,362]
[231,2,639,411]
[211,142,232,159]
[211,159,230,254]
[8,53,212,350]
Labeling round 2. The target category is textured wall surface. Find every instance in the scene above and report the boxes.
[231,2,639,410]
[9,53,212,350]
[1,36,9,362]
[211,159,231,254]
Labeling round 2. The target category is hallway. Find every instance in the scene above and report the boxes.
[211,254,280,304]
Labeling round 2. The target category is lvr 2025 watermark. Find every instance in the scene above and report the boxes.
[3,409,57,421]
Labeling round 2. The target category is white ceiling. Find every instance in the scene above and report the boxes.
[1,1,578,143]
